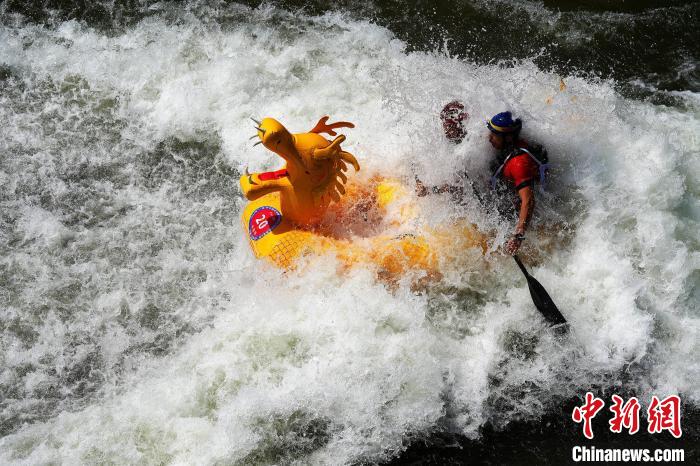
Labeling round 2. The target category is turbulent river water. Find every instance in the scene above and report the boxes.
[1,1,698,464]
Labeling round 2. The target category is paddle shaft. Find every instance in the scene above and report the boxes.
[513,255,529,277]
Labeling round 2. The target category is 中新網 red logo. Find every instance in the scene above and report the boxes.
[572,393,682,439]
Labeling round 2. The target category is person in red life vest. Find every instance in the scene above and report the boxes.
[487,111,549,255]
[416,103,550,256]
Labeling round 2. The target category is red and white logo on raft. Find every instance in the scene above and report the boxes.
[249,206,282,241]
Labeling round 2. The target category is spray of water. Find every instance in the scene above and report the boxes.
[0,3,698,464]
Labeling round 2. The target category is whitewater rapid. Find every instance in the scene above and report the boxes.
[1,3,698,464]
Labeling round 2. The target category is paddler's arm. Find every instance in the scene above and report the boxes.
[415,177,429,197]
[415,176,464,198]
[506,184,535,255]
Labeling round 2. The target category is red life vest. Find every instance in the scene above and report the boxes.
[491,141,549,192]
[504,152,539,191]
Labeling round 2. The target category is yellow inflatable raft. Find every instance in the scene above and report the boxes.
[241,116,485,279]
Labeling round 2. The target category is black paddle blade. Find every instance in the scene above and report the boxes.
[525,275,567,325]
[513,256,567,326]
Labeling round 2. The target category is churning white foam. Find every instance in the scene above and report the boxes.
[0,3,698,464]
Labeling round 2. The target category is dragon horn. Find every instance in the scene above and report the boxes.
[253,141,262,147]
[312,135,345,160]
[250,117,261,125]
[340,150,360,171]
[254,126,266,134]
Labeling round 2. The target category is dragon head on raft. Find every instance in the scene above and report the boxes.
[241,116,360,224]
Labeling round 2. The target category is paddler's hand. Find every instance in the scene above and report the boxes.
[415,178,428,197]
[505,232,525,255]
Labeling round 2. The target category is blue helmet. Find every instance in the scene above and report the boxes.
[487,112,522,134]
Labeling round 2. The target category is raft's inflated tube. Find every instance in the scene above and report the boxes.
[241,117,484,277]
